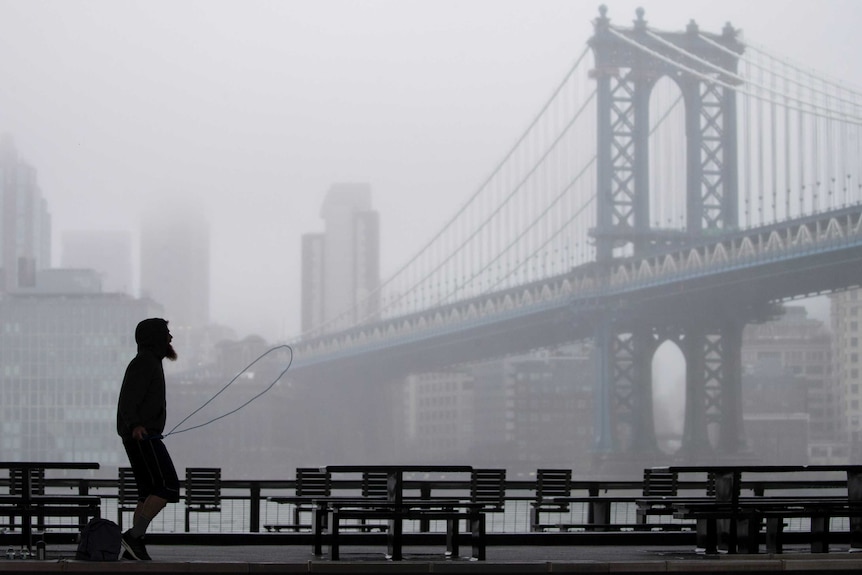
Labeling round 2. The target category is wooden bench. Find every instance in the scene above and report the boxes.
[265,467,332,532]
[673,497,860,554]
[634,468,713,528]
[311,468,506,561]
[184,467,221,532]
[0,462,101,549]
[534,468,703,532]
[315,499,487,560]
[530,469,572,531]
[0,493,102,543]
[267,469,391,532]
[116,467,138,530]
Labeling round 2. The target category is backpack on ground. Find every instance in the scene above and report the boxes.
[76,517,122,561]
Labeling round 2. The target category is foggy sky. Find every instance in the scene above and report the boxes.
[0,0,859,341]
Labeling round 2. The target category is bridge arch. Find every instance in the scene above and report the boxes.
[652,340,686,454]
[648,76,688,234]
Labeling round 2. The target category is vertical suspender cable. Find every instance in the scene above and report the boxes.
[798,64,806,216]
[813,80,821,212]
[769,68,778,221]
[743,59,752,228]
[757,63,765,225]
[784,70,792,219]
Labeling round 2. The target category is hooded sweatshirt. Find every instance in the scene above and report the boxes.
[116,318,170,438]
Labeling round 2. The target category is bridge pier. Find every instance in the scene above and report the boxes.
[595,308,753,464]
[678,316,748,461]
[593,320,660,455]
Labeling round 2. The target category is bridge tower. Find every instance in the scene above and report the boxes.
[588,6,749,461]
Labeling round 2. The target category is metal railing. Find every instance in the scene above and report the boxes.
[1,475,852,536]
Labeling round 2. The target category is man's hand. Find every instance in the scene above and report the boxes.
[132,426,148,441]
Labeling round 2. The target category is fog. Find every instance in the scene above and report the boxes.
[0,0,859,341]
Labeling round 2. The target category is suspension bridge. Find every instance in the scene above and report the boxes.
[286,7,862,459]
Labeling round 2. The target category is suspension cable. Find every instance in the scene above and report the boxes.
[609,27,862,124]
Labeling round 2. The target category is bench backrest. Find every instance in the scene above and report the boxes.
[118,467,139,508]
[9,468,46,496]
[471,469,507,512]
[361,471,389,499]
[535,469,572,500]
[295,468,331,497]
[185,467,221,510]
[642,469,678,496]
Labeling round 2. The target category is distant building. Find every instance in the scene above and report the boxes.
[301,183,379,334]
[742,305,838,463]
[401,345,595,475]
[831,289,862,461]
[743,413,810,464]
[0,289,163,466]
[0,136,51,292]
[140,206,210,330]
[62,230,133,295]
[24,269,103,294]
[402,371,475,463]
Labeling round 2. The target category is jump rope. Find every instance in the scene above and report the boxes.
[145,344,294,440]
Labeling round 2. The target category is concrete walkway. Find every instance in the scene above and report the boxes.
[3,542,862,574]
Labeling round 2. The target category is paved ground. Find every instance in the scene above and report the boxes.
[3,542,862,574]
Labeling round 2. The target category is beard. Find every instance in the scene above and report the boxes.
[166,342,178,361]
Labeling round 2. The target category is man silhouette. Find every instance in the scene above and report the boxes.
[116,318,180,560]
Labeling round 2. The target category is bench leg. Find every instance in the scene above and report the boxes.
[588,500,611,532]
[386,515,403,560]
[765,518,784,554]
[696,518,718,554]
[446,517,460,557]
[811,516,830,553]
[470,513,486,561]
[311,507,325,556]
[851,515,862,551]
[718,517,738,554]
[530,505,540,532]
[737,514,760,554]
[328,510,340,560]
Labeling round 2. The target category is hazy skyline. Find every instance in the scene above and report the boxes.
[0,0,859,340]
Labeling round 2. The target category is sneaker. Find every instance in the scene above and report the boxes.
[121,530,151,561]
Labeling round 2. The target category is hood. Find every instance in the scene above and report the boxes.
[135,318,169,359]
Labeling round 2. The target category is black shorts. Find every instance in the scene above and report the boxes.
[122,436,181,503]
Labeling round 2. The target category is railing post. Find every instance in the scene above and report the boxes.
[250,482,261,533]
[78,478,90,527]
[419,483,431,532]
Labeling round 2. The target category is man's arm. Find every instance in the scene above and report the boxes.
[118,356,152,438]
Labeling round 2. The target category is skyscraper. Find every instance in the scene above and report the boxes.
[301,183,380,334]
[139,205,210,330]
[0,136,51,291]
[62,230,133,295]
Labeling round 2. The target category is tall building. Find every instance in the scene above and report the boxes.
[0,278,163,466]
[139,206,210,330]
[62,230,133,295]
[301,183,380,334]
[0,136,51,291]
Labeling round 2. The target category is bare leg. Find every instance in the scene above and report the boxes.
[130,496,167,538]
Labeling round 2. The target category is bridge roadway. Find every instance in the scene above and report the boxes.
[291,205,862,382]
[5,537,862,574]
